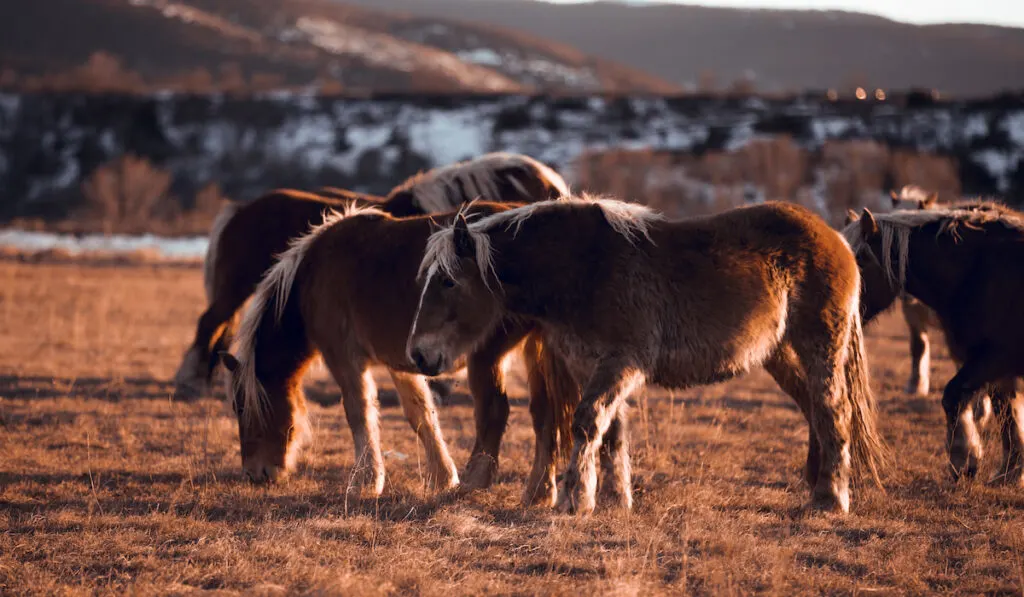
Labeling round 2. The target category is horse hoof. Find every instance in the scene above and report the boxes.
[986,468,1024,488]
[905,381,928,396]
[460,454,496,491]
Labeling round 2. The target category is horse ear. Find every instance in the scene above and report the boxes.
[889,190,900,207]
[453,213,475,259]
[219,352,239,373]
[845,209,859,225]
[859,208,879,238]
[922,192,938,209]
[428,216,441,233]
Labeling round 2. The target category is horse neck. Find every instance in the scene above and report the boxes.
[487,209,606,321]
[899,226,970,313]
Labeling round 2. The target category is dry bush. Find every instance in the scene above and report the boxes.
[81,154,174,234]
[571,138,959,226]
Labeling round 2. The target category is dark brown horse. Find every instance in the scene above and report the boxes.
[174,153,569,395]
[219,201,577,504]
[845,202,1024,486]
[407,196,888,514]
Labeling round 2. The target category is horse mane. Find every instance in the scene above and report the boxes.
[844,199,1024,291]
[203,199,240,302]
[418,194,664,289]
[231,201,387,430]
[390,153,569,212]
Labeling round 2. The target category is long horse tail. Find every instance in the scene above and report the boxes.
[231,201,384,432]
[844,299,890,488]
[203,199,241,303]
[532,338,581,463]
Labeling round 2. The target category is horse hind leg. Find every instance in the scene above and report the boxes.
[389,370,459,491]
[522,342,557,507]
[597,404,632,511]
[764,344,820,489]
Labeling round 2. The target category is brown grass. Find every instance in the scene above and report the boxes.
[2,260,1024,596]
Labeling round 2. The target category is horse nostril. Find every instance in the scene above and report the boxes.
[411,348,428,372]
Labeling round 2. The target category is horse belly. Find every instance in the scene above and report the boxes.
[652,294,788,389]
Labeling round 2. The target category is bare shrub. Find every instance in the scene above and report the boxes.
[81,155,173,234]
[571,138,959,226]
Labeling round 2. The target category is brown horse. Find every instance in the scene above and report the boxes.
[845,203,1024,485]
[407,196,888,514]
[174,152,569,394]
[218,201,576,504]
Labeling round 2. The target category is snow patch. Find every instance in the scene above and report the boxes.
[0,229,208,259]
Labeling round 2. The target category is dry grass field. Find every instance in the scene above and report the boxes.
[2,256,1023,596]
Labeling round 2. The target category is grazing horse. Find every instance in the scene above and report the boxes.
[218,201,577,505]
[407,196,888,514]
[174,152,569,394]
[845,203,1024,485]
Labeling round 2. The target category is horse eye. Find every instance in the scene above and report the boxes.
[441,276,455,289]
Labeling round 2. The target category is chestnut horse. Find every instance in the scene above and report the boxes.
[219,201,577,505]
[174,152,569,394]
[845,202,1024,486]
[407,196,888,514]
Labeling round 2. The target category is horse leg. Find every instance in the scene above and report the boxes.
[557,359,644,515]
[903,303,931,396]
[522,344,557,507]
[764,345,820,488]
[175,282,249,394]
[941,358,995,481]
[597,405,632,510]
[388,370,459,491]
[949,356,993,430]
[462,332,522,491]
[989,379,1024,487]
[327,360,385,496]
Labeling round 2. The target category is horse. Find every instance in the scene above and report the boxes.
[406,195,888,515]
[174,152,569,395]
[844,202,1024,486]
[847,189,994,417]
[217,200,578,505]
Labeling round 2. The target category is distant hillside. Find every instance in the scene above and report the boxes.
[338,0,1024,97]
[0,0,679,94]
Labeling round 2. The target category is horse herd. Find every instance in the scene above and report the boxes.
[170,153,1024,516]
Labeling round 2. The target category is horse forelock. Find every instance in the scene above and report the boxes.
[232,200,386,431]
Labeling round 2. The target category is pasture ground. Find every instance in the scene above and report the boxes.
[1,257,1023,596]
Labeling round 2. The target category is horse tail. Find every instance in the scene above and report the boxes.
[203,199,240,303]
[528,337,580,463]
[844,300,890,488]
[231,201,384,431]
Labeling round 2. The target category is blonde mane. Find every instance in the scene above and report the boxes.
[418,194,664,291]
[231,201,386,430]
[392,152,569,212]
[844,202,1024,291]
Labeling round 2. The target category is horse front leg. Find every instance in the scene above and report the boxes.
[557,360,644,515]
[462,327,526,492]
[942,359,992,481]
[989,379,1024,487]
[597,404,633,510]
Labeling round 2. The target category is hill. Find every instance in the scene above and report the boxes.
[337,0,1024,97]
[0,0,679,94]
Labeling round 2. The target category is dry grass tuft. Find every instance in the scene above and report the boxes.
[1,260,1023,595]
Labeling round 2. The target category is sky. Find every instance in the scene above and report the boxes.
[545,0,1024,28]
